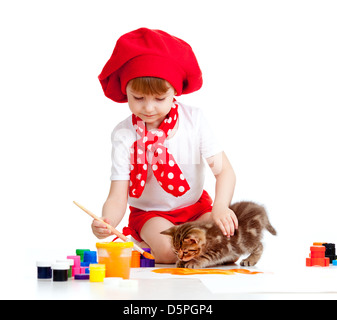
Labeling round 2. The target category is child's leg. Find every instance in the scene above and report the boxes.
[133,239,150,249]
[195,211,212,222]
[140,217,177,264]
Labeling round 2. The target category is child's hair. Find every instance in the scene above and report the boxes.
[128,77,172,96]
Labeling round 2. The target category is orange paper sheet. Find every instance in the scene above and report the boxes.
[153,268,262,276]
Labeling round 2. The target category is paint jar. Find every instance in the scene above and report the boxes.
[83,251,97,264]
[131,251,141,268]
[76,249,90,262]
[96,242,133,279]
[140,248,155,267]
[67,255,81,276]
[36,261,52,279]
[56,259,74,278]
[75,274,89,280]
[89,264,106,282]
[52,263,69,282]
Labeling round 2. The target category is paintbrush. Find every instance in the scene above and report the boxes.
[73,201,155,260]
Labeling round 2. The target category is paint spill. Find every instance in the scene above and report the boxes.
[152,268,262,276]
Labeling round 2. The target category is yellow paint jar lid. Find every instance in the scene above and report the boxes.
[89,263,105,270]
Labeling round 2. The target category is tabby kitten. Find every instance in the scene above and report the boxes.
[161,201,277,268]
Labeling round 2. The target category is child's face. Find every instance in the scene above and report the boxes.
[126,84,176,129]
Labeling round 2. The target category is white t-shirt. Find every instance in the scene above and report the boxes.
[110,102,222,211]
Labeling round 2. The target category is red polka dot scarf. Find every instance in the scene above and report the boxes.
[129,102,190,198]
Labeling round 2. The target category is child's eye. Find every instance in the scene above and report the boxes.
[156,97,166,101]
[133,96,143,101]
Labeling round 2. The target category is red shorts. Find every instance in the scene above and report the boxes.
[122,190,213,242]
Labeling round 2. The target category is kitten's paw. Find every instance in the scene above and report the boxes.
[176,261,186,268]
[240,259,257,267]
[184,261,199,269]
[240,260,250,266]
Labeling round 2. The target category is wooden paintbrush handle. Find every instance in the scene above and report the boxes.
[73,201,128,241]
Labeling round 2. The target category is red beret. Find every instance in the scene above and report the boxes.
[98,28,203,103]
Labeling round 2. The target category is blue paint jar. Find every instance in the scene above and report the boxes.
[83,251,97,264]
[36,261,52,279]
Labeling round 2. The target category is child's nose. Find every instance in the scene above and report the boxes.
[143,100,156,113]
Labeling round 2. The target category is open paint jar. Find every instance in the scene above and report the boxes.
[96,242,133,279]
[56,259,74,278]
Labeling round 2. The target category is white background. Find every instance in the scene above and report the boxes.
[1,0,336,272]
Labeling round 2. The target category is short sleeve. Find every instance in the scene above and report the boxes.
[110,123,135,181]
[198,109,223,159]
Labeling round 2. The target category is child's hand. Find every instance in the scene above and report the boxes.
[91,217,112,239]
[212,206,238,238]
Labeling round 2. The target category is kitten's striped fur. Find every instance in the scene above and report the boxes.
[161,201,277,268]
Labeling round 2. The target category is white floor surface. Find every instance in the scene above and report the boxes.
[3,258,337,300]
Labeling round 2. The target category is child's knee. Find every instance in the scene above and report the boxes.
[154,249,176,264]
[152,243,177,264]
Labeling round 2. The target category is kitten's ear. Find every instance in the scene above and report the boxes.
[160,226,177,237]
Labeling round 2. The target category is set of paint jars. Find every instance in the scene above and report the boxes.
[36,260,73,282]
[36,251,96,282]
[36,243,151,283]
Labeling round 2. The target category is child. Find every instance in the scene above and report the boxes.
[92,28,238,263]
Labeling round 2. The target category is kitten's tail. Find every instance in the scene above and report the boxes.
[259,204,277,236]
[266,220,277,236]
